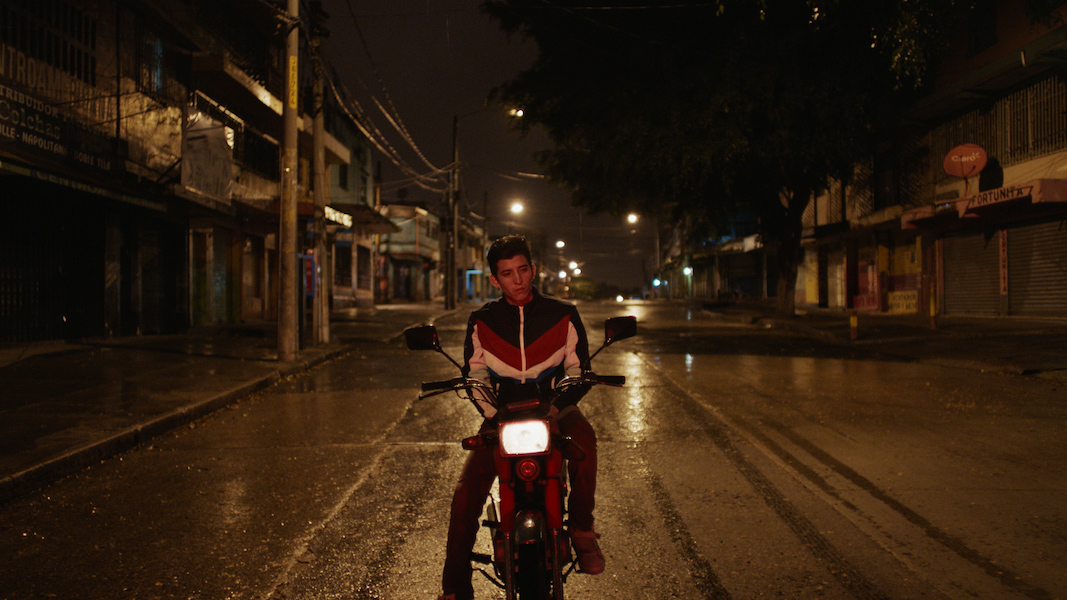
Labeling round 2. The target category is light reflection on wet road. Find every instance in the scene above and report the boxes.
[0,301,1063,600]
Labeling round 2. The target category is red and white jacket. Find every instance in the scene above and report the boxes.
[463,289,590,418]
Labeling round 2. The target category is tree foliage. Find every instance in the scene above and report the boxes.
[485,0,972,313]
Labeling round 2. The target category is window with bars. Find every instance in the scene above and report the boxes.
[0,0,97,86]
[192,93,279,180]
[930,75,1067,184]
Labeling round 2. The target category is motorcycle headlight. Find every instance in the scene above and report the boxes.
[499,420,551,456]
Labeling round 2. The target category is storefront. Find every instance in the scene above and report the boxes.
[0,164,186,342]
[330,204,398,309]
[903,179,1067,317]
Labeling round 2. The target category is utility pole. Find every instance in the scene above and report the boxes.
[278,0,300,361]
[310,15,328,345]
[444,114,459,310]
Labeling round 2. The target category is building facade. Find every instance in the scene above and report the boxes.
[0,0,379,344]
[377,205,441,302]
[794,0,1067,317]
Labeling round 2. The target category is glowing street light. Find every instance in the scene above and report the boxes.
[509,201,524,215]
[555,240,565,249]
[573,268,582,276]
[627,213,639,224]
[568,261,578,270]
[558,270,567,279]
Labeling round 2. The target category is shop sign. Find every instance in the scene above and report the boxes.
[888,290,918,313]
[0,80,115,172]
[999,229,1008,295]
[325,205,353,227]
[968,184,1032,210]
[943,144,987,178]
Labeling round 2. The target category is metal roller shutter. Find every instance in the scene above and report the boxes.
[1008,220,1067,316]
[943,231,1001,315]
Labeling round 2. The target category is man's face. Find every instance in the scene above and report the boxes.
[490,255,535,305]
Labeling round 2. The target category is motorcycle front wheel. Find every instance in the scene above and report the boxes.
[514,542,552,600]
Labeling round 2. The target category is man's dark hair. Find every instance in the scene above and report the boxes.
[487,235,533,276]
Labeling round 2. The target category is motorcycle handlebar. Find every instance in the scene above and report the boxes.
[556,372,626,389]
[595,374,626,386]
[421,378,463,393]
[417,373,624,403]
[418,377,495,401]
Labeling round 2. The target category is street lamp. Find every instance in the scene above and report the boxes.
[627,211,660,298]
[445,108,520,309]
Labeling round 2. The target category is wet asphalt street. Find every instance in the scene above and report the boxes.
[1,301,1064,600]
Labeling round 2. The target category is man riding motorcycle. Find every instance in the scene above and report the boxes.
[438,235,605,600]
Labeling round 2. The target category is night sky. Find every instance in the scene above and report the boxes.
[318,0,656,290]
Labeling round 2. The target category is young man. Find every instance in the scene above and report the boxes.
[438,235,604,600]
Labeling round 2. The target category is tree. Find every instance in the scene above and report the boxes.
[484,0,972,315]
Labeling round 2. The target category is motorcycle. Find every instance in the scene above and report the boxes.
[404,315,637,600]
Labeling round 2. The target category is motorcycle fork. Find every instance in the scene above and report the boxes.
[496,448,568,600]
[496,448,566,530]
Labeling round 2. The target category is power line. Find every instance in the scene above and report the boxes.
[324,74,448,193]
[339,0,442,173]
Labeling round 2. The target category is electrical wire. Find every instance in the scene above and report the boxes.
[324,74,448,193]
[339,0,443,173]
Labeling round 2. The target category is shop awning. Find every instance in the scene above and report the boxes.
[903,178,1067,230]
[901,202,969,229]
[243,200,399,234]
[962,178,1067,214]
[330,204,400,234]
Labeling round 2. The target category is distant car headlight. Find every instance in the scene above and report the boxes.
[499,420,551,456]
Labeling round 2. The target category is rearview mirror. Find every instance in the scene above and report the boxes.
[404,325,440,351]
[604,316,637,343]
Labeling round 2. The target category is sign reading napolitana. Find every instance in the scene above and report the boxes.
[0,43,116,173]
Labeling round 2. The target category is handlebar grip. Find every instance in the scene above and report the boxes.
[421,378,461,392]
[594,375,626,386]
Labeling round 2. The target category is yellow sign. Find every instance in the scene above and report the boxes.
[888,290,918,314]
[288,56,298,110]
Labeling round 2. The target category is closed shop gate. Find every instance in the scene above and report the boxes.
[1,181,106,343]
[943,231,1001,315]
[1007,220,1067,316]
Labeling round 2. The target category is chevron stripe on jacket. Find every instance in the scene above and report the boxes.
[462,289,589,418]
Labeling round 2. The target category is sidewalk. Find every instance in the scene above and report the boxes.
[702,300,1067,381]
[0,303,453,504]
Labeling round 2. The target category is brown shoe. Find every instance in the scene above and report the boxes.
[570,529,605,574]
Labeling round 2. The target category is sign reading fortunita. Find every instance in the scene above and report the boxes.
[967,184,1033,210]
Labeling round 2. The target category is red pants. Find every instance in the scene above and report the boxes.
[442,409,598,600]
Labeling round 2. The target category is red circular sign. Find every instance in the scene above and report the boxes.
[943,144,988,178]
